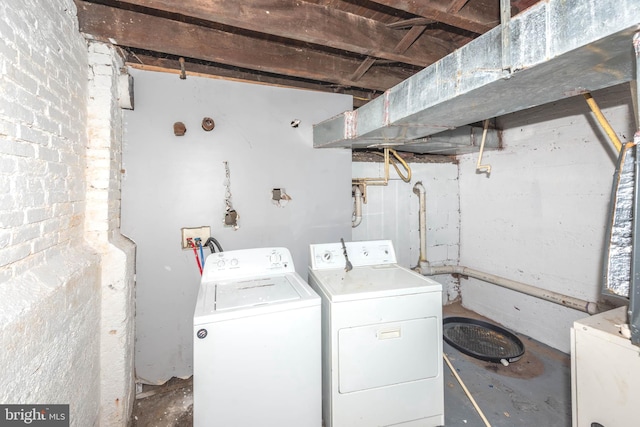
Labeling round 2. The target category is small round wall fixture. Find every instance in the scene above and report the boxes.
[443,317,524,365]
[174,122,186,136]
[202,117,215,131]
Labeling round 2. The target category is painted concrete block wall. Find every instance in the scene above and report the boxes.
[85,41,136,426]
[352,161,461,303]
[121,69,353,384]
[457,83,635,353]
[0,1,102,425]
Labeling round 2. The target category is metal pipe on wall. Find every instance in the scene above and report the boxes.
[417,263,598,315]
[413,185,599,315]
[352,185,363,228]
[412,182,427,264]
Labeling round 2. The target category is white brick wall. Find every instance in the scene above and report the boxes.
[351,161,461,303]
[0,1,102,425]
[458,83,635,353]
[85,41,136,426]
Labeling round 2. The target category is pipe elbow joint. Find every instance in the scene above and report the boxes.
[417,260,432,275]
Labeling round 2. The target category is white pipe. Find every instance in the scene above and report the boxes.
[418,263,598,314]
[412,182,427,264]
[352,185,362,228]
[411,176,597,315]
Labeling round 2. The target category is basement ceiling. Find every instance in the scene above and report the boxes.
[74,0,541,108]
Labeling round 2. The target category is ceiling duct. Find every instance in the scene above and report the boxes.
[313,0,640,155]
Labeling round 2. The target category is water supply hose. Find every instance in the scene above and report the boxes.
[187,238,203,275]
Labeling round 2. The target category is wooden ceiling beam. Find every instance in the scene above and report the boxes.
[370,0,495,34]
[124,54,379,108]
[386,17,437,29]
[350,24,425,82]
[98,0,452,67]
[75,1,414,92]
[447,0,471,14]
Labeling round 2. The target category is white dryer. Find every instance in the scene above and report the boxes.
[193,247,321,427]
[308,240,444,427]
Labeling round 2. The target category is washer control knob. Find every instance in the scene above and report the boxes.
[270,252,282,263]
[217,259,226,268]
[322,251,332,262]
[230,258,238,266]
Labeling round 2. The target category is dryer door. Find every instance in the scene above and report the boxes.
[337,317,439,393]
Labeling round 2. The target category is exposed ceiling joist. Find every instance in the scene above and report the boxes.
[76,1,417,91]
[369,0,495,34]
[351,23,426,82]
[101,0,453,67]
[75,0,543,110]
[447,0,471,14]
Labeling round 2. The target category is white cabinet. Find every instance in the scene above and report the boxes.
[571,306,640,427]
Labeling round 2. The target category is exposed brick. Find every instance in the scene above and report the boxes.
[0,230,10,249]
[14,222,40,243]
[0,138,35,157]
[0,210,23,228]
[0,157,15,176]
[25,207,48,223]
[0,242,29,265]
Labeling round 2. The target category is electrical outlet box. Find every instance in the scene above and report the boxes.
[181,226,211,249]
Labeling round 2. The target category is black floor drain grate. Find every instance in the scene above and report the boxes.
[443,317,525,363]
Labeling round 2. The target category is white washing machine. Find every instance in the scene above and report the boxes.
[308,240,444,427]
[193,247,321,427]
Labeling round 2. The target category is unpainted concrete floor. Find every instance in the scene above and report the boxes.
[129,303,571,427]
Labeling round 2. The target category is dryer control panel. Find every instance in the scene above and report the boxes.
[202,247,295,282]
[310,240,397,270]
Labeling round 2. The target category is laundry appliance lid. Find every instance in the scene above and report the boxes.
[215,275,301,311]
[309,264,442,302]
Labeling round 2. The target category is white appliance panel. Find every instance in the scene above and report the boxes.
[571,306,640,427]
[215,276,300,310]
[194,305,320,427]
[201,247,295,282]
[310,264,441,301]
[194,247,321,427]
[338,317,439,393]
[310,240,397,269]
[308,240,444,427]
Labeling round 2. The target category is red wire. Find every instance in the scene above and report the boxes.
[188,239,203,275]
